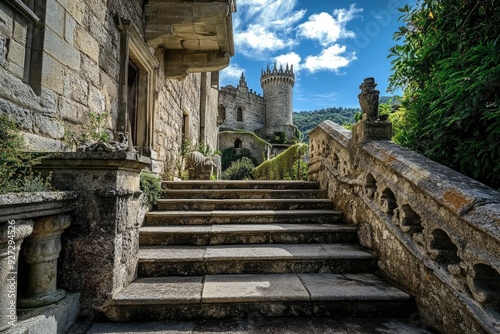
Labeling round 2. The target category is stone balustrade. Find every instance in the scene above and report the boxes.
[308,119,500,334]
[0,192,78,333]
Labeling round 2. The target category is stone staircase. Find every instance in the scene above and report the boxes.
[105,180,416,321]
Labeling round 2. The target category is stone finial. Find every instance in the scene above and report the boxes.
[358,77,380,121]
[239,72,247,88]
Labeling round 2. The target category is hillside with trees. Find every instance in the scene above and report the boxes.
[293,107,360,143]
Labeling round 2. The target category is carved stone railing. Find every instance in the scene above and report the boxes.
[308,119,500,334]
[0,191,78,333]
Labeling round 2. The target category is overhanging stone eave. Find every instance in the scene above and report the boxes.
[164,50,231,79]
[144,0,235,79]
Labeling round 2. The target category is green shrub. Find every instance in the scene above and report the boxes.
[0,114,52,194]
[388,0,500,188]
[140,172,162,205]
[271,131,287,144]
[221,157,255,180]
[221,147,258,171]
[252,143,308,180]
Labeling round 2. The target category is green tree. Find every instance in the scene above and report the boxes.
[388,0,500,188]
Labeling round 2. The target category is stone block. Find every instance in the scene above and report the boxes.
[34,114,65,139]
[0,99,33,130]
[61,0,85,25]
[0,35,7,67]
[75,27,99,63]
[81,55,100,86]
[0,3,14,37]
[44,28,80,70]
[6,56,23,78]
[6,38,25,67]
[89,85,105,112]
[64,70,89,105]
[41,54,65,94]
[59,96,86,122]
[64,15,75,45]
[45,0,65,37]
[14,293,80,334]
[22,131,66,151]
[12,19,28,44]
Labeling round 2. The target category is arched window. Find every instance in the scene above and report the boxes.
[234,139,242,149]
[237,107,243,122]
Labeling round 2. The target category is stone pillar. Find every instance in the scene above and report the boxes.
[0,220,34,331]
[35,151,151,317]
[18,215,71,308]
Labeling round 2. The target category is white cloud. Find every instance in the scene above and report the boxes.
[235,24,290,53]
[233,0,305,56]
[303,44,357,73]
[220,63,245,86]
[272,52,302,73]
[297,4,363,46]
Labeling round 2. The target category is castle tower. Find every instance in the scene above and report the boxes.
[260,63,296,141]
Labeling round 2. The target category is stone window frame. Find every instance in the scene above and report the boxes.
[4,0,45,95]
[116,18,159,155]
[236,106,243,122]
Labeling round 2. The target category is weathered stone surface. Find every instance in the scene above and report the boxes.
[75,317,435,334]
[309,119,500,334]
[202,274,310,303]
[114,277,203,304]
[35,152,150,317]
[0,192,78,223]
[299,273,410,301]
[14,293,80,334]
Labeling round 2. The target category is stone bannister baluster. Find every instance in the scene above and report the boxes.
[18,215,71,308]
[0,220,34,331]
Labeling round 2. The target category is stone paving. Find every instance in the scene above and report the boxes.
[69,317,437,334]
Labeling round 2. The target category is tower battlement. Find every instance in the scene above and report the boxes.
[260,63,295,87]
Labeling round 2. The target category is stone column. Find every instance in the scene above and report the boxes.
[18,215,71,308]
[0,220,34,331]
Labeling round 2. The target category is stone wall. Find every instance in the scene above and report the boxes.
[219,85,265,132]
[219,131,271,165]
[0,0,216,177]
[309,120,500,334]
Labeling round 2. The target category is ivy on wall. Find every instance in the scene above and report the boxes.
[252,143,308,180]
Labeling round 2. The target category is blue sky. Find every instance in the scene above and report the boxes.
[220,0,416,111]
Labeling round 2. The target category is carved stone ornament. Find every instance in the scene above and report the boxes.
[77,132,133,152]
[358,77,380,121]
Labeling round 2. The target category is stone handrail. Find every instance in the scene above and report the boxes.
[0,191,78,331]
[308,120,500,334]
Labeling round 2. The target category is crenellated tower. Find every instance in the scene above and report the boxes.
[260,63,297,141]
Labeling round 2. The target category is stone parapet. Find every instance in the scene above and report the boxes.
[35,152,151,318]
[308,119,500,334]
[0,191,78,332]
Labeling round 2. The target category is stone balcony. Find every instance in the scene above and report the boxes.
[144,0,236,79]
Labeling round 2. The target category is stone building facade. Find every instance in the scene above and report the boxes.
[218,63,299,163]
[0,0,235,177]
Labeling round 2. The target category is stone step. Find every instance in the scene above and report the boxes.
[162,188,327,200]
[162,180,320,190]
[107,273,415,321]
[137,244,377,276]
[156,198,333,211]
[140,223,358,246]
[145,210,342,226]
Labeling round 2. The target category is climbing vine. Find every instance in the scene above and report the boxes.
[252,143,308,180]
